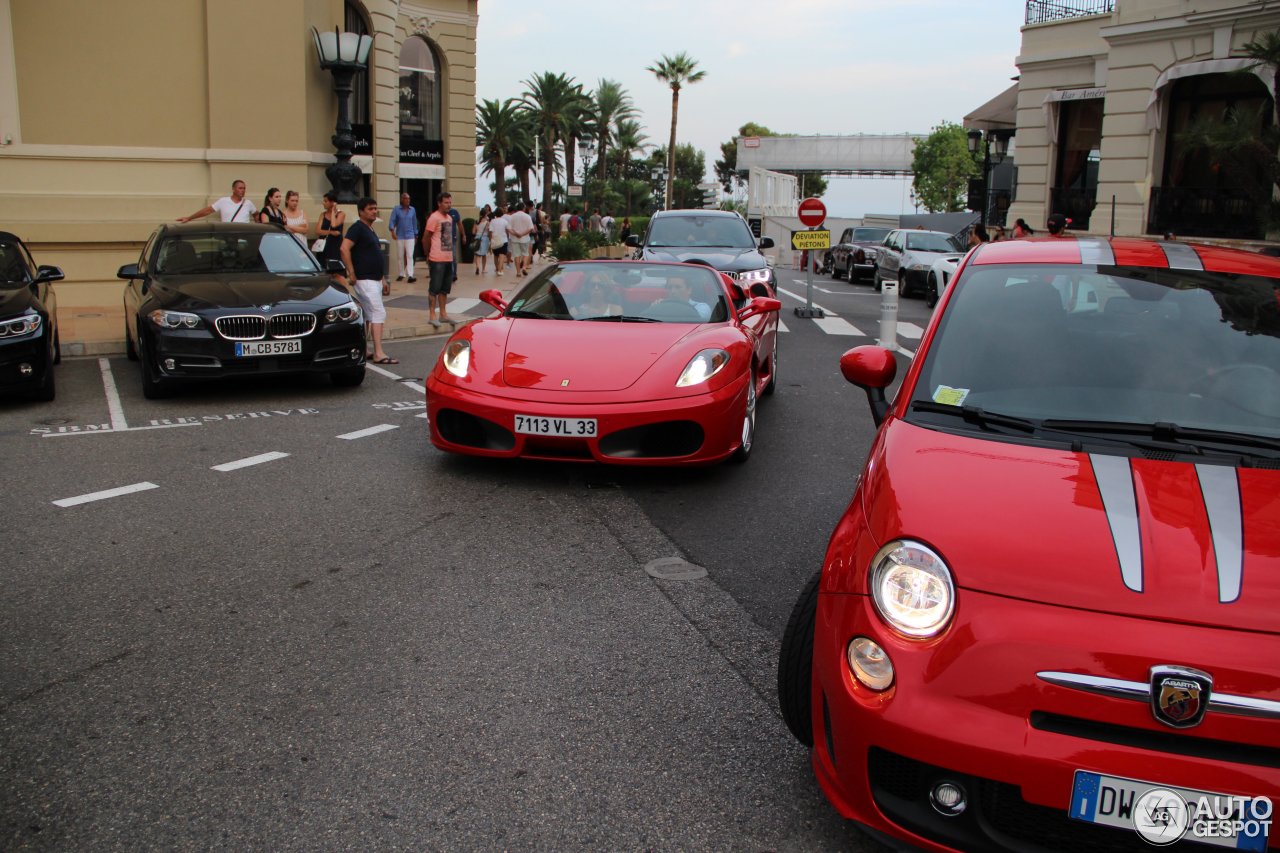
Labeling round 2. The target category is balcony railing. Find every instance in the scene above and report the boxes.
[1025,1,1114,25]
[1147,187,1264,240]
[1049,187,1098,231]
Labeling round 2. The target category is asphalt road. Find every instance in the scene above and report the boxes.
[0,272,931,851]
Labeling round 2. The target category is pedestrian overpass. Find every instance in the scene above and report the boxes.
[736,134,925,177]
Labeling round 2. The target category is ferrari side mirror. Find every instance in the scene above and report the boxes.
[479,288,508,312]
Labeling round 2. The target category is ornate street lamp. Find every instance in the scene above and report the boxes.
[312,26,374,203]
[650,165,668,211]
[967,129,1008,227]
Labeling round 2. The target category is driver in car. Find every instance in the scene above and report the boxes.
[665,275,711,321]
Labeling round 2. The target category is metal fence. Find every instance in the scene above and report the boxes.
[1147,187,1264,240]
[1025,0,1114,25]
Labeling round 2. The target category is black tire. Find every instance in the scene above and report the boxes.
[829,256,844,279]
[926,273,939,309]
[125,320,138,361]
[898,270,909,298]
[730,372,757,464]
[31,365,55,402]
[140,339,173,399]
[763,332,778,396]
[53,330,61,365]
[778,570,820,746]
[331,365,366,387]
[874,268,883,293]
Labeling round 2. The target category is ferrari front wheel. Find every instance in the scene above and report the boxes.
[778,569,819,746]
[730,372,757,464]
[763,333,778,396]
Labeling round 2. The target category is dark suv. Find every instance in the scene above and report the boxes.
[627,210,776,296]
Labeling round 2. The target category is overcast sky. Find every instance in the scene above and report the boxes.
[474,0,1028,218]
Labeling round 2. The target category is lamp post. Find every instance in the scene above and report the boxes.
[650,165,668,212]
[966,128,1008,227]
[312,26,374,203]
[578,137,596,207]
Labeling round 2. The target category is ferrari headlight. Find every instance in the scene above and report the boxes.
[0,312,41,337]
[869,540,955,638]
[442,338,470,378]
[676,348,729,387]
[736,267,771,283]
[148,309,201,329]
[325,301,362,323]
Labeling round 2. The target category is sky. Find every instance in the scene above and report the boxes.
[474,0,1029,219]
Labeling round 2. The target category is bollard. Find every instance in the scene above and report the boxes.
[878,279,899,351]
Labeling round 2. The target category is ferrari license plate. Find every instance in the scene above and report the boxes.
[235,340,302,357]
[1070,770,1270,851]
[514,414,597,437]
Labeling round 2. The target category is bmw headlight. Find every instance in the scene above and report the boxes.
[676,348,729,387]
[325,301,363,323]
[869,540,955,638]
[0,312,42,337]
[736,268,771,283]
[442,339,470,377]
[147,309,202,329]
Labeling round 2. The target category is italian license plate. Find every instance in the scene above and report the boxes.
[235,340,302,357]
[514,414,597,437]
[1070,770,1271,851]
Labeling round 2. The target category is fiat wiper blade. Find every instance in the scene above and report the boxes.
[1041,419,1280,458]
[912,401,1039,433]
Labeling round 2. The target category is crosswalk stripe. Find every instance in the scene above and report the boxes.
[898,322,925,340]
[447,297,481,314]
[776,319,789,333]
[813,317,864,336]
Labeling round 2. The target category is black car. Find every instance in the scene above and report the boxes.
[120,223,366,398]
[626,210,777,297]
[0,230,63,402]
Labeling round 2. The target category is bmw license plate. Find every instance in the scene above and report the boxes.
[514,414,597,437]
[235,340,302,357]
[1070,770,1270,850]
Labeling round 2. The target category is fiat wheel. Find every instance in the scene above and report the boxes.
[778,570,820,746]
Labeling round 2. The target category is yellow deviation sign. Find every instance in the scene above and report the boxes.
[791,230,830,250]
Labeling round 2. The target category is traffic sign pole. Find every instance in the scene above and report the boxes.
[794,198,827,319]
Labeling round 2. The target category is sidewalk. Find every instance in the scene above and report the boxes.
[58,255,545,357]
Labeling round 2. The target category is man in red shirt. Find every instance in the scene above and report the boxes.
[422,192,457,326]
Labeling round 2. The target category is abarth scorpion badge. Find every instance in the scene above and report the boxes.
[1150,665,1212,728]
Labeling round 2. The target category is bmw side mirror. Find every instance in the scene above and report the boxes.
[326,259,346,275]
[479,288,508,312]
[35,265,65,284]
[116,263,142,280]
[758,236,774,249]
[840,346,898,426]
[625,235,639,247]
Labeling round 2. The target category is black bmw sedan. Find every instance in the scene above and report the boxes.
[0,230,62,402]
[120,223,366,398]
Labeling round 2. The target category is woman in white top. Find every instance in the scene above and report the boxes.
[488,206,510,276]
[283,190,308,236]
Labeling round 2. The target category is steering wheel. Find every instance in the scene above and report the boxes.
[646,298,704,322]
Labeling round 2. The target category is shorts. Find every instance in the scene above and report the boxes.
[491,243,508,256]
[428,260,453,296]
[353,279,386,323]
[509,239,530,259]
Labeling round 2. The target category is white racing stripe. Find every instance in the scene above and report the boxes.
[813,317,864,336]
[337,424,399,440]
[54,481,158,508]
[211,451,290,472]
[99,358,128,430]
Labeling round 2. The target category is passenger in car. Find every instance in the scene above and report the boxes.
[571,273,623,318]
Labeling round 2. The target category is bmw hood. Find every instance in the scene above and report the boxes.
[863,420,1280,633]
[0,286,39,318]
[150,274,342,311]
[641,247,767,273]
[499,319,695,391]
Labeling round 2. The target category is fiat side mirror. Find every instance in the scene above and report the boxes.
[479,289,508,312]
[840,346,898,426]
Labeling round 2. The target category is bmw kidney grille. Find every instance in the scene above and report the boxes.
[215,313,316,340]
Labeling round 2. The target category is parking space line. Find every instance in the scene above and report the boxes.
[367,363,402,381]
[211,451,290,472]
[416,412,429,419]
[337,424,398,440]
[99,358,128,430]
[53,481,158,508]
[403,381,425,393]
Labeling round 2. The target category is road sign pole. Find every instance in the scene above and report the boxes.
[793,197,828,319]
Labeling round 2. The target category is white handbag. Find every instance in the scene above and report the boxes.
[311,237,326,252]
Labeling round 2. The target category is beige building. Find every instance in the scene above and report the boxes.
[993,0,1279,241]
[0,0,477,348]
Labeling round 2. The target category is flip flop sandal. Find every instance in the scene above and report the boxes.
[372,356,400,365]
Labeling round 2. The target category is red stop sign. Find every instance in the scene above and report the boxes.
[798,197,826,228]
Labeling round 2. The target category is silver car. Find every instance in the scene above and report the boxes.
[873,229,964,298]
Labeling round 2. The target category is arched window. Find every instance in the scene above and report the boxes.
[399,37,442,140]
[344,1,370,125]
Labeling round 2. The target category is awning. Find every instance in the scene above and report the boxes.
[1043,88,1107,140]
[1146,58,1275,130]
[964,83,1019,131]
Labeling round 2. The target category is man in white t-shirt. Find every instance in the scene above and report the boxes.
[488,206,511,276]
[507,202,535,277]
[601,211,615,240]
[179,179,258,223]
[559,210,571,237]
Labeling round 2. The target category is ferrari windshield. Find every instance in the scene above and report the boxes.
[905,232,962,253]
[505,262,730,323]
[646,215,756,249]
[910,264,1280,441]
[154,232,321,275]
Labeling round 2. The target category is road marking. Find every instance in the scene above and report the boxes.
[776,287,834,316]
[211,451,290,472]
[337,424,399,440]
[447,297,481,314]
[367,363,401,381]
[898,322,925,340]
[776,319,789,333]
[99,358,128,430]
[403,381,426,393]
[416,412,429,419]
[813,317,865,336]
[40,422,202,438]
[54,481,158,508]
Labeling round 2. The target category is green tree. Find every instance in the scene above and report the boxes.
[519,72,584,210]
[561,82,595,192]
[714,122,827,197]
[476,98,527,209]
[647,52,706,209]
[649,144,707,209]
[911,121,980,213]
[591,79,638,182]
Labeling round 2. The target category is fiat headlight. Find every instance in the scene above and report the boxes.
[442,339,470,377]
[676,348,729,387]
[325,301,362,323]
[148,309,201,329]
[869,540,955,638]
[736,268,771,283]
[0,312,41,337]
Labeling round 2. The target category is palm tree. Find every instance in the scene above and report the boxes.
[612,119,649,178]
[476,98,524,209]
[647,52,706,209]
[561,83,594,194]
[592,79,638,181]
[519,72,584,210]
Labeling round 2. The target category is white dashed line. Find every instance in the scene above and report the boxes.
[367,363,402,381]
[337,424,399,440]
[99,358,128,430]
[813,317,865,336]
[211,451,290,472]
[54,482,158,508]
